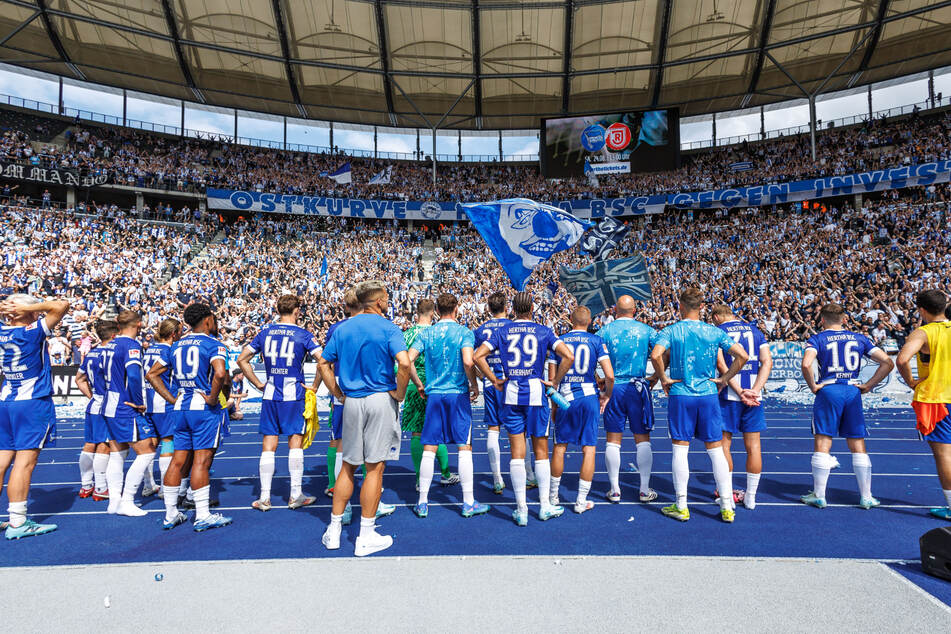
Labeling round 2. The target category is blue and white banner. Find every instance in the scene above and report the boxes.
[206,161,951,221]
[559,254,653,316]
[328,162,352,184]
[729,161,753,172]
[368,166,392,185]
[579,216,630,260]
[463,199,589,290]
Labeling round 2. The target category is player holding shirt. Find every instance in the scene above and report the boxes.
[897,290,951,520]
[146,303,232,532]
[409,293,489,518]
[75,320,118,501]
[650,288,749,523]
[800,303,893,510]
[238,294,321,511]
[548,306,614,513]
[322,290,359,497]
[102,310,157,517]
[403,299,457,491]
[474,292,574,526]
[473,292,513,494]
[596,295,658,503]
[0,295,68,539]
[142,318,182,496]
[711,305,773,510]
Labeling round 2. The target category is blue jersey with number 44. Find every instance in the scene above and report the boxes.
[168,333,226,411]
[247,324,319,401]
[485,320,559,406]
[718,320,767,401]
[805,330,878,386]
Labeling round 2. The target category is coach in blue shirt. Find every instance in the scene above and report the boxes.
[318,280,411,557]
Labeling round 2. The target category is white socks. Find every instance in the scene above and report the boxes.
[459,449,474,507]
[811,452,833,499]
[79,451,95,488]
[525,454,536,482]
[164,486,180,523]
[7,501,26,528]
[549,475,561,506]
[510,458,527,512]
[746,472,761,509]
[120,453,153,503]
[359,515,377,538]
[259,451,275,501]
[852,452,872,500]
[334,452,343,480]
[707,448,733,510]
[577,479,591,506]
[671,444,690,510]
[605,442,621,494]
[943,489,951,508]
[142,453,156,491]
[288,448,304,499]
[193,485,211,521]
[636,442,653,495]
[106,449,127,512]
[418,450,436,504]
[93,452,108,492]
[486,429,502,486]
[535,459,552,511]
[159,455,172,486]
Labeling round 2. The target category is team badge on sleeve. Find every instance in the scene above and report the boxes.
[128,349,140,358]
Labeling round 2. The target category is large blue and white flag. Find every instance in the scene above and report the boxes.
[579,216,629,260]
[729,161,753,172]
[559,254,652,316]
[368,166,392,185]
[463,198,589,290]
[328,162,352,184]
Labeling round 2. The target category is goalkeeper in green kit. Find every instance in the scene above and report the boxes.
[403,299,458,488]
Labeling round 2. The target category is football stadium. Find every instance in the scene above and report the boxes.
[1,0,951,629]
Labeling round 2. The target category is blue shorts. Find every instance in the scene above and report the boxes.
[260,399,306,436]
[105,414,154,444]
[812,383,866,438]
[603,380,654,435]
[920,409,951,444]
[554,395,599,446]
[668,394,723,443]
[421,393,473,446]
[330,403,344,440]
[0,397,56,450]
[719,398,767,434]
[501,402,551,438]
[175,409,226,451]
[84,411,110,444]
[148,411,179,438]
[483,382,503,428]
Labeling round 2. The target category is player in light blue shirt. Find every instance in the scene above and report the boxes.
[472,291,512,493]
[799,303,893,510]
[712,305,772,510]
[650,288,748,523]
[0,295,68,539]
[596,295,658,504]
[475,292,574,526]
[147,303,231,532]
[408,293,489,519]
[548,306,614,514]
[238,294,322,512]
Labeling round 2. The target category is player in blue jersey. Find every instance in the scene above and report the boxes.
[548,306,614,513]
[596,295,659,503]
[146,303,232,532]
[75,319,118,501]
[473,291,513,493]
[799,303,894,509]
[238,294,322,511]
[409,293,490,518]
[474,292,574,526]
[101,310,157,517]
[711,305,773,510]
[650,288,750,523]
[143,318,182,495]
[321,290,359,497]
[0,295,69,539]
[319,281,411,557]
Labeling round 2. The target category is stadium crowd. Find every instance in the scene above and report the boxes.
[1,104,949,202]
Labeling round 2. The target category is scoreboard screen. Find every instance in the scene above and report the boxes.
[541,108,680,179]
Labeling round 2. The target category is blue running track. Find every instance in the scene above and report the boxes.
[3,398,949,602]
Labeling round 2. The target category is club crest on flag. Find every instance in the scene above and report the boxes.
[579,216,630,260]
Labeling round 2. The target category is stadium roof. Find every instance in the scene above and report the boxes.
[0,0,950,130]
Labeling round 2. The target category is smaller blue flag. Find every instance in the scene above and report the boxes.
[559,254,652,316]
[320,255,328,279]
[579,217,630,260]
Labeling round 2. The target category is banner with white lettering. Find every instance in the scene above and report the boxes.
[0,162,110,187]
